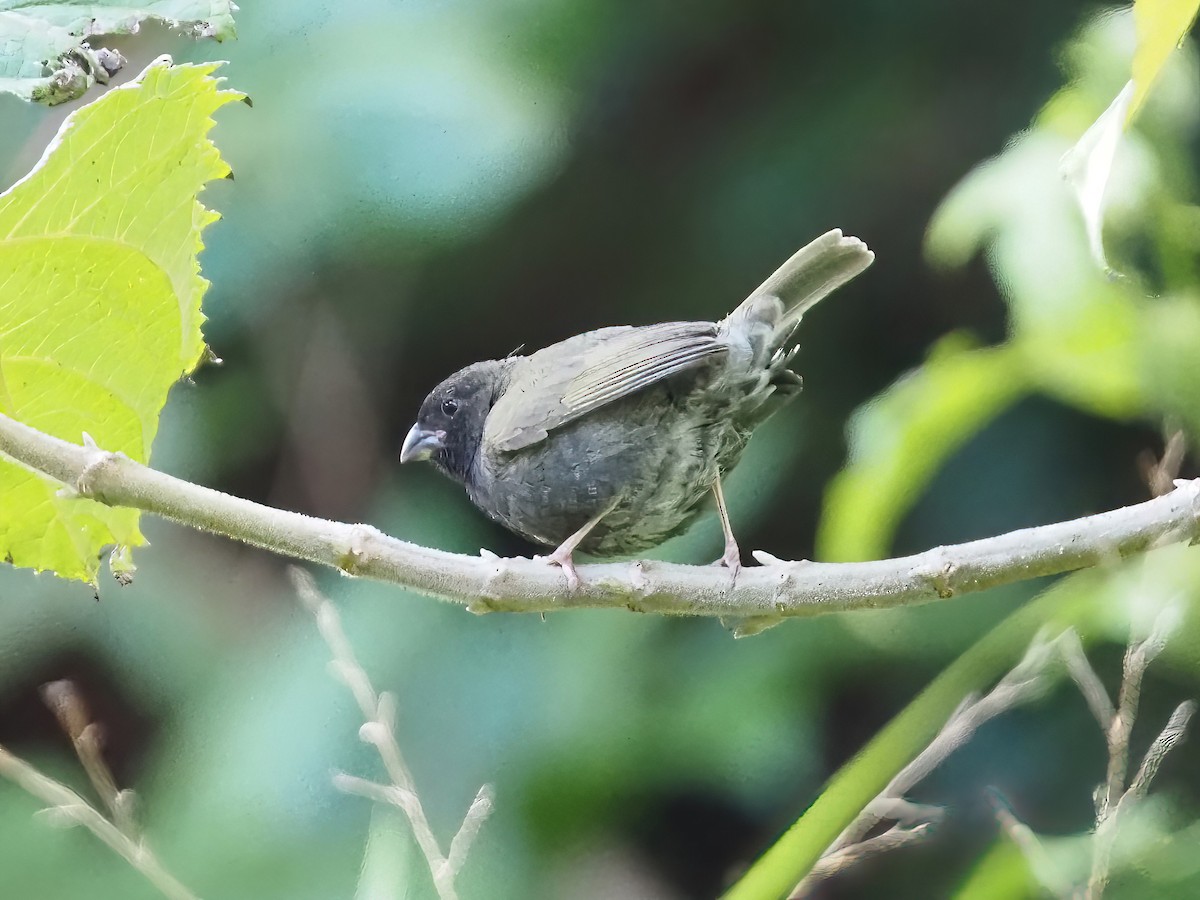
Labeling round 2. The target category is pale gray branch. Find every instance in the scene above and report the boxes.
[293,569,492,900]
[3,414,1200,622]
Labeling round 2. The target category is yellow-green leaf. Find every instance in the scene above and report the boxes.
[1130,0,1200,123]
[0,57,242,583]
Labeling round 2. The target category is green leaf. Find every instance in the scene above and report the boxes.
[951,839,1038,900]
[817,337,1029,563]
[0,1,237,104]
[1131,0,1200,123]
[354,806,416,900]
[1056,0,1198,270]
[0,58,242,583]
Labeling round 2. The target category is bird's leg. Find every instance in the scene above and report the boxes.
[710,477,742,575]
[538,503,614,590]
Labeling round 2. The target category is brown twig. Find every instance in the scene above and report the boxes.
[1139,430,1186,498]
[0,683,197,900]
[291,568,493,900]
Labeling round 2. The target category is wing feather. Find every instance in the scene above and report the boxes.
[488,322,725,452]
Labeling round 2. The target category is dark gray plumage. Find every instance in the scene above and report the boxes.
[400,229,873,584]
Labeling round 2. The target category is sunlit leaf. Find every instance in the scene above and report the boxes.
[1057,0,1197,271]
[952,839,1038,900]
[0,58,242,583]
[1131,0,1200,123]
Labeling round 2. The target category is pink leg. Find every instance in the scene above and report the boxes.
[538,506,610,590]
[710,478,741,574]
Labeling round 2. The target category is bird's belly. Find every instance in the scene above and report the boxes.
[472,389,748,557]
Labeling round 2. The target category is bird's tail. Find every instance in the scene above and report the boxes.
[722,229,874,352]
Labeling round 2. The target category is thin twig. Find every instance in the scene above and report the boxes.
[1098,605,1178,822]
[1127,700,1196,800]
[40,680,138,839]
[1063,602,1194,900]
[442,784,496,884]
[789,631,1064,897]
[1059,631,1114,732]
[0,688,198,900]
[1139,430,1186,498]
[797,821,935,888]
[3,413,1200,622]
[292,568,493,900]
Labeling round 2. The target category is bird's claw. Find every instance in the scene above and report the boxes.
[536,548,582,590]
[711,542,742,578]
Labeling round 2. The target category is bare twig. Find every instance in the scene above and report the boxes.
[799,820,935,887]
[291,568,493,900]
[1139,430,1186,498]
[3,414,1200,623]
[1098,605,1179,822]
[40,680,138,838]
[1126,700,1196,800]
[789,632,1064,898]
[0,685,198,900]
[1059,631,1114,732]
[1084,604,1193,900]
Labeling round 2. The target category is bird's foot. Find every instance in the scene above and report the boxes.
[536,545,582,590]
[710,539,742,578]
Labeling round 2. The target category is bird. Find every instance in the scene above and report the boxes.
[400,229,873,586]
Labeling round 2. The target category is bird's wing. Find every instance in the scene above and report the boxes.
[487,322,726,452]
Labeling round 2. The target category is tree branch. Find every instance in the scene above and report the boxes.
[3,412,1200,622]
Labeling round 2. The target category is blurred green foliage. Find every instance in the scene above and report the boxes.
[1,2,1200,899]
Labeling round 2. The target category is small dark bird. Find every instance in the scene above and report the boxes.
[400,229,873,585]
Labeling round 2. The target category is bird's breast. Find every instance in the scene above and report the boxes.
[468,379,753,556]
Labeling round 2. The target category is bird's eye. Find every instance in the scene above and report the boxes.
[441,398,460,416]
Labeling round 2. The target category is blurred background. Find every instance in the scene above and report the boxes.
[2,1,1200,897]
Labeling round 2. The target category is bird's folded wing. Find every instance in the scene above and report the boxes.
[488,322,726,452]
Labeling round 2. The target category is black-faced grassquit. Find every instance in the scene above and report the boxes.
[401,229,873,585]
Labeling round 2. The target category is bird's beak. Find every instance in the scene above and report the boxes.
[399,425,446,463]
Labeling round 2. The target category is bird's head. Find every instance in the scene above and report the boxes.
[400,359,510,482]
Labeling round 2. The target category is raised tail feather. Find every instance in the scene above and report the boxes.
[722,229,874,349]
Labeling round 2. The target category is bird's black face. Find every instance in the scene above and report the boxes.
[400,360,508,483]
